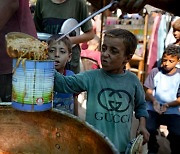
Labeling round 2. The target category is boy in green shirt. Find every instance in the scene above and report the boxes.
[54,28,149,153]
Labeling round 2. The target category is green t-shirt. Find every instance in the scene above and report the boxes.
[34,0,92,34]
[34,0,93,73]
[54,69,148,153]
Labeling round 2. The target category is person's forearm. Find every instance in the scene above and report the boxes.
[117,0,179,15]
[145,89,157,104]
[0,0,19,30]
[146,0,178,15]
[146,93,156,103]
[139,117,146,128]
[138,117,150,144]
[69,29,95,44]
[164,97,180,107]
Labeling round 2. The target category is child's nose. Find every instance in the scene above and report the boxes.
[102,50,110,57]
[165,60,170,66]
[55,51,60,57]
[173,30,178,36]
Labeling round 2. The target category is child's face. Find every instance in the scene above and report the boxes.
[173,28,180,41]
[101,36,130,74]
[162,54,179,73]
[48,41,71,72]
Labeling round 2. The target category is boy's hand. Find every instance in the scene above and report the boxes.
[160,103,169,113]
[153,100,162,114]
[137,126,150,145]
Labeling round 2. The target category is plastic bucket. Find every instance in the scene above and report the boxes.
[12,59,54,112]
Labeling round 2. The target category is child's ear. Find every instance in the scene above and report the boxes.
[178,58,180,65]
[68,53,72,62]
[124,54,133,63]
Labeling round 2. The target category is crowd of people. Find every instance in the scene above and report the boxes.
[0,0,179,153]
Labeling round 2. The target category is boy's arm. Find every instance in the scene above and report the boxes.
[144,68,162,113]
[162,84,180,109]
[69,29,95,45]
[0,0,19,30]
[116,0,179,15]
[132,77,150,143]
[164,97,180,107]
[137,117,150,144]
[161,97,180,113]
[145,88,161,114]
[134,77,149,119]
[54,70,87,94]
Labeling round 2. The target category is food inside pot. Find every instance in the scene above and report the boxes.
[6,32,48,60]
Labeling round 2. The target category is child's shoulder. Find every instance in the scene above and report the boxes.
[177,68,180,73]
[176,68,180,77]
[126,70,141,80]
[150,67,161,73]
[150,67,180,77]
[148,67,161,76]
[77,69,101,77]
[65,70,75,76]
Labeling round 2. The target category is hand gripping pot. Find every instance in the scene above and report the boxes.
[125,134,144,154]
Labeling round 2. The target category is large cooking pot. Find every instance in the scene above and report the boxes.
[0,103,118,154]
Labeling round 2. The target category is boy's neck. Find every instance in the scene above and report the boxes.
[57,69,65,75]
[175,40,180,46]
[162,67,177,75]
[174,39,180,46]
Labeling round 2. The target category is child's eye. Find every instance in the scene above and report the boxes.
[49,49,55,53]
[110,48,119,54]
[60,50,66,54]
[101,45,107,52]
[169,60,175,63]
[162,59,166,62]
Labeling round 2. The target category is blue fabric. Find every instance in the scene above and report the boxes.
[144,67,180,115]
[146,111,180,135]
[53,70,75,114]
[146,110,180,153]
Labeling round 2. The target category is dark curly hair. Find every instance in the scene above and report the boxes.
[163,45,180,59]
[172,18,180,31]
[104,28,137,57]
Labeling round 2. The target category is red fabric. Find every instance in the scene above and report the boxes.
[0,0,37,74]
[17,0,37,38]
[81,49,101,68]
[147,15,161,73]
[81,42,88,50]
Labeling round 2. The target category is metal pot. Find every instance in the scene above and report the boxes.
[37,32,52,41]
[0,104,118,154]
